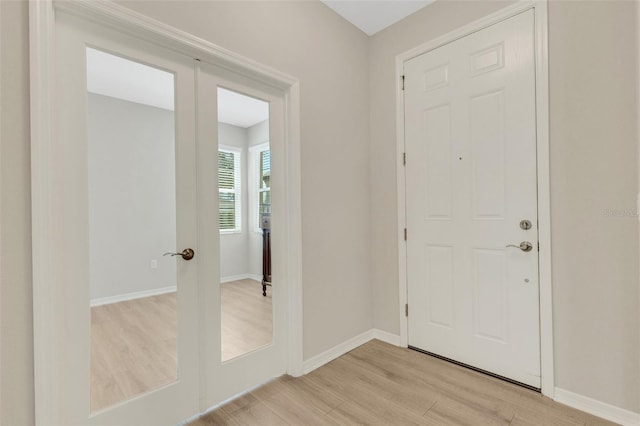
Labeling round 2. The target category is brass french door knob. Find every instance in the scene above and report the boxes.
[163,248,195,260]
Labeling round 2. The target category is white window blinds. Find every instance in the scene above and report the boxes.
[218,146,241,232]
[249,143,270,232]
[258,149,271,226]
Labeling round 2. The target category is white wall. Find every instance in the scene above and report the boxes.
[368,0,640,414]
[0,2,33,424]
[547,0,639,412]
[88,93,177,301]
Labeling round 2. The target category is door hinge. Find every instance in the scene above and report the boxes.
[403,152,406,165]
[404,228,407,241]
[401,75,405,90]
[405,303,409,317]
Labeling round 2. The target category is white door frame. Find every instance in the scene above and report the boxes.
[395,0,553,396]
[29,0,303,422]
[0,3,3,422]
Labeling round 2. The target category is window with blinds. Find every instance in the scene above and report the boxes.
[258,149,271,225]
[218,146,242,232]
[249,143,270,232]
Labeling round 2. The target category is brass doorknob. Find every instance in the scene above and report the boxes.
[506,242,533,252]
[163,248,195,260]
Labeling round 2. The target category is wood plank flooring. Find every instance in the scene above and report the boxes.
[222,278,273,361]
[91,292,177,412]
[90,279,272,412]
[189,339,615,426]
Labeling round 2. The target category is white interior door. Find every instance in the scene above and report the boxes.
[48,11,199,424]
[196,61,288,408]
[404,10,541,388]
[38,6,292,424]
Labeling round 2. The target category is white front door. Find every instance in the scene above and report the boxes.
[404,10,541,388]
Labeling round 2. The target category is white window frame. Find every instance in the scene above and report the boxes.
[249,142,270,233]
[218,145,242,234]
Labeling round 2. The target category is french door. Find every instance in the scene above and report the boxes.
[196,61,288,407]
[37,7,286,425]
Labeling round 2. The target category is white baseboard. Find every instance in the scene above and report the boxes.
[303,330,375,374]
[302,328,402,374]
[220,274,262,283]
[90,285,176,307]
[372,328,402,346]
[554,387,640,426]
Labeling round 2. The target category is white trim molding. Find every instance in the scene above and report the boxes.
[220,274,262,284]
[29,2,58,424]
[303,330,374,374]
[395,0,554,397]
[89,286,177,307]
[0,2,3,422]
[554,388,640,426]
[303,329,402,374]
[372,329,402,346]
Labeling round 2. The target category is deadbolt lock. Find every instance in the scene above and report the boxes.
[520,220,532,230]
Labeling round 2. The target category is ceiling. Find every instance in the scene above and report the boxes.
[87,48,269,128]
[321,0,434,36]
[217,88,269,128]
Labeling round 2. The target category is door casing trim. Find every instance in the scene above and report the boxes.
[395,0,553,397]
[29,0,303,423]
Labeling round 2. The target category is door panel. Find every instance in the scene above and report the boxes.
[87,49,179,413]
[425,245,454,328]
[196,62,288,409]
[405,10,541,387]
[52,11,198,424]
[470,90,506,218]
[424,105,453,219]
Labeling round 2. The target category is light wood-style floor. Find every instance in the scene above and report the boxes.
[91,292,177,412]
[189,339,614,426]
[90,279,272,412]
[222,278,273,361]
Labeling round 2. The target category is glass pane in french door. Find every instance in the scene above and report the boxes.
[216,87,273,362]
[86,47,178,412]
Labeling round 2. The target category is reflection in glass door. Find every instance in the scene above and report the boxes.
[86,48,179,412]
[217,88,273,362]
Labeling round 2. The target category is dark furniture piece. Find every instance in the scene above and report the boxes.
[261,214,271,296]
